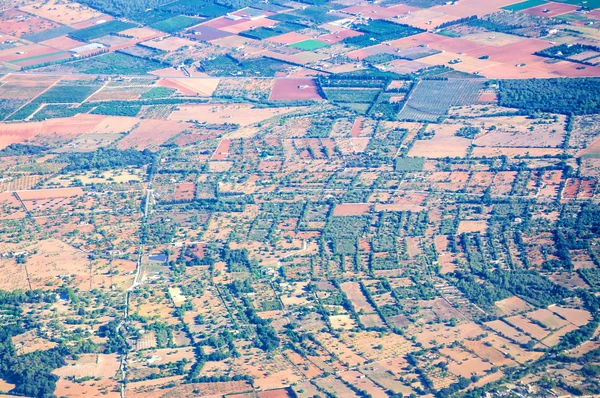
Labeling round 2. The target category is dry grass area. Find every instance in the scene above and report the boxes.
[21,1,104,25]
[168,104,306,127]
[54,354,120,379]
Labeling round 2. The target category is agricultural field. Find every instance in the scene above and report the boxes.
[0,0,600,398]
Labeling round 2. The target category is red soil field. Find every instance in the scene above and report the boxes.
[475,40,551,62]
[173,133,217,146]
[0,10,59,36]
[118,120,189,150]
[201,16,246,29]
[15,52,71,67]
[269,78,322,101]
[158,78,197,96]
[522,3,578,17]
[220,18,277,34]
[174,182,195,201]
[333,203,371,216]
[478,92,498,103]
[0,114,105,149]
[578,179,596,199]
[0,44,61,62]
[108,33,163,52]
[257,389,292,398]
[17,187,84,201]
[548,62,600,77]
[40,36,86,51]
[350,117,364,138]
[393,32,488,55]
[562,178,579,198]
[211,139,232,160]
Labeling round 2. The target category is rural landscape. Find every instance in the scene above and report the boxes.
[0,0,600,397]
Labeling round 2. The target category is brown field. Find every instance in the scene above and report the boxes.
[129,380,252,397]
[472,146,564,158]
[463,339,516,367]
[158,78,220,97]
[0,379,15,393]
[40,35,86,51]
[0,192,27,220]
[70,15,114,29]
[484,320,531,345]
[174,182,195,201]
[118,120,189,150]
[342,331,414,361]
[340,370,388,398]
[0,10,59,37]
[482,334,543,364]
[315,332,365,366]
[12,330,57,355]
[54,354,120,378]
[211,139,231,160]
[340,281,376,313]
[142,36,196,51]
[21,1,103,25]
[55,378,118,398]
[350,117,364,138]
[0,238,92,290]
[0,114,106,149]
[474,120,565,148]
[333,203,371,216]
[505,315,550,340]
[208,161,233,172]
[495,296,532,315]
[314,375,359,398]
[457,220,487,233]
[269,78,322,101]
[527,308,570,330]
[549,306,592,327]
[441,347,493,378]
[168,104,304,127]
[17,187,83,201]
[408,126,471,158]
[540,324,579,348]
[360,359,415,396]
[0,75,60,101]
[360,313,386,328]
[0,43,61,63]
[266,32,312,45]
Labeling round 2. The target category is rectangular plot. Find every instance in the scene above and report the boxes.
[398,79,485,121]
[502,0,548,11]
[69,20,136,41]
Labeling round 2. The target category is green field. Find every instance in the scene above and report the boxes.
[150,15,200,33]
[65,53,164,75]
[69,20,136,41]
[554,0,600,8]
[289,39,330,51]
[502,0,548,11]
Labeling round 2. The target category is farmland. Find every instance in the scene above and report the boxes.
[0,0,599,397]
